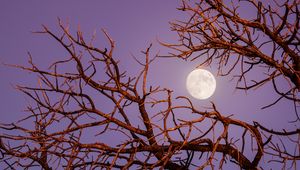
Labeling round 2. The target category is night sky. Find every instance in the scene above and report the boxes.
[0,1,297,168]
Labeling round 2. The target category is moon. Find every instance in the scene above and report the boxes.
[186,69,216,100]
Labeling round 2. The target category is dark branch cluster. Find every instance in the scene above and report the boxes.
[0,21,260,169]
[162,0,300,114]
[1,1,300,168]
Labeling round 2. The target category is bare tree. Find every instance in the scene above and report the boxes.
[162,0,300,112]
[0,0,299,169]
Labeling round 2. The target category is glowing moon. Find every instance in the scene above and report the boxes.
[186,69,216,100]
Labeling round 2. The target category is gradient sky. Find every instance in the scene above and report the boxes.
[0,1,297,168]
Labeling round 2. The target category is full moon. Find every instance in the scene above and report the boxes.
[186,69,216,100]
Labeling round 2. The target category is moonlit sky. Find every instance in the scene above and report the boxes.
[0,0,297,168]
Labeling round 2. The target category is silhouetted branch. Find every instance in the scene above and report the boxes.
[1,1,300,168]
[162,0,300,113]
[0,21,267,169]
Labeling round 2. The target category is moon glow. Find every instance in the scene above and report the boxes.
[186,69,216,100]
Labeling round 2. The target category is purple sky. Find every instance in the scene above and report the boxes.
[0,0,297,168]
